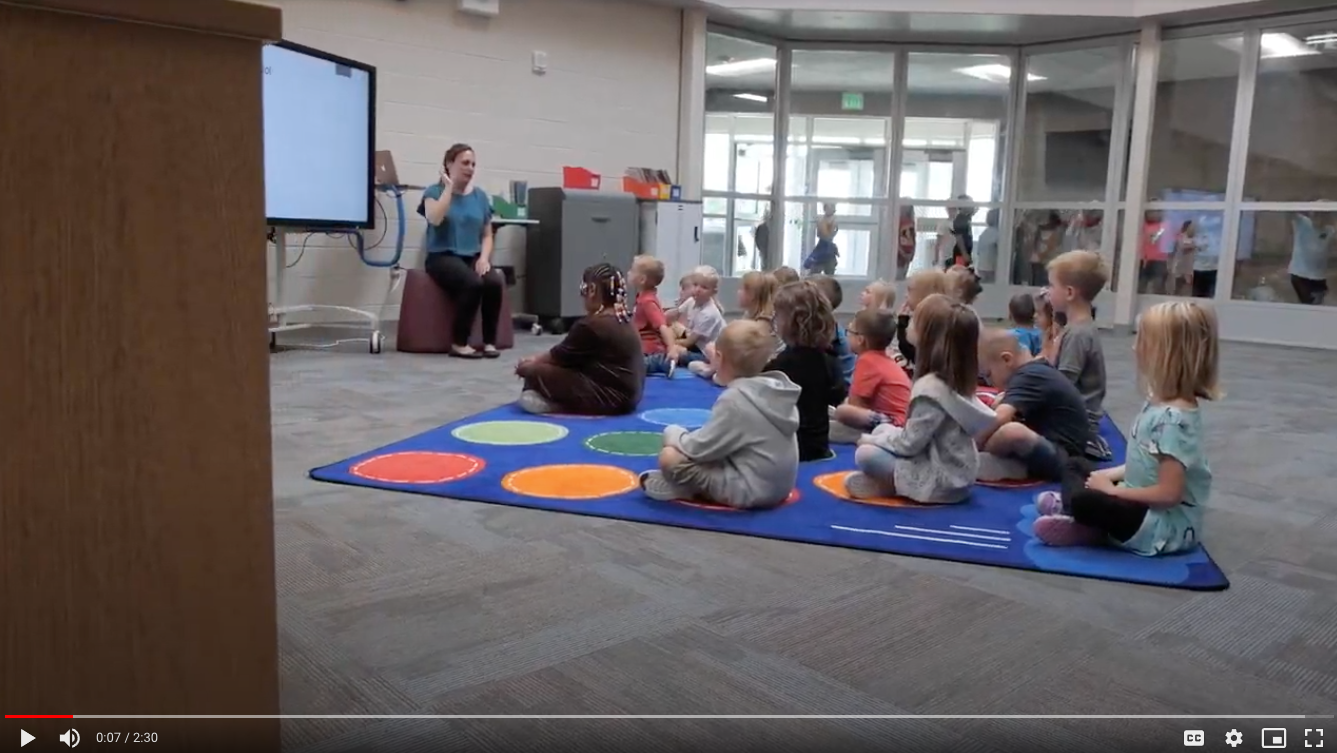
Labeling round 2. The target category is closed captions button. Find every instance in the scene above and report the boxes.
[1185,730,1206,747]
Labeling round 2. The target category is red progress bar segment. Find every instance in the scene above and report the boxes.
[5,715,74,718]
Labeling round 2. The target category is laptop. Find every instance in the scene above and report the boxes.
[374,150,400,187]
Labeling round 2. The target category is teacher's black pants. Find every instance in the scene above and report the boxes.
[424,253,503,347]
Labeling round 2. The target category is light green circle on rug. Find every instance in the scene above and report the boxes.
[584,431,662,457]
[451,420,568,446]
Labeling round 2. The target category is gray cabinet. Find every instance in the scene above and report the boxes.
[525,188,639,321]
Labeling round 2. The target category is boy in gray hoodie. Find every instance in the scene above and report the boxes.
[640,320,801,509]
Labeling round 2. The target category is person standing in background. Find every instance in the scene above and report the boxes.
[975,208,1000,283]
[753,202,772,271]
[1289,211,1332,305]
[1169,220,1200,297]
[805,203,840,276]
[897,201,917,280]
[1138,209,1170,295]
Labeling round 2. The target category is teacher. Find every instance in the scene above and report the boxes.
[419,143,503,359]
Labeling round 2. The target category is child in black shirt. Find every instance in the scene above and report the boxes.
[767,280,846,461]
[974,328,1093,481]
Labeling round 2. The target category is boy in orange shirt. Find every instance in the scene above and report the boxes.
[830,309,912,443]
[629,255,683,376]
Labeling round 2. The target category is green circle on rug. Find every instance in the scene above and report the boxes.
[584,431,662,457]
[451,420,568,446]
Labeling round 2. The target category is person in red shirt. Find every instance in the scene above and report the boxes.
[1138,209,1169,294]
[629,255,683,376]
[830,309,912,442]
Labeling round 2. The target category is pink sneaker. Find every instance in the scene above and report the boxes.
[1035,490,1064,516]
[1033,515,1104,547]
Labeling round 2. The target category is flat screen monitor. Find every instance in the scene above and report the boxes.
[262,41,376,229]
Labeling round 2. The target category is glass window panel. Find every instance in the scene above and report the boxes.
[1134,209,1226,297]
[1231,211,1333,305]
[1147,35,1241,200]
[1242,23,1337,201]
[1009,208,1109,287]
[785,50,894,201]
[783,201,880,277]
[901,53,1010,202]
[1017,46,1125,202]
[704,33,776,196]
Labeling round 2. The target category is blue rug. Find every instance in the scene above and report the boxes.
[310,374,1229,591]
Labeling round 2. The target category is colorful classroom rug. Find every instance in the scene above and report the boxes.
[310,374,1229,591]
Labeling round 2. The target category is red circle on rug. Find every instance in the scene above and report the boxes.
[813,471,928,509]
[977,477,1047,489]
[673,488,800,512]
[350,451,485,484]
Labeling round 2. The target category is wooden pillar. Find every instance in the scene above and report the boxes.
[0,0,282,746]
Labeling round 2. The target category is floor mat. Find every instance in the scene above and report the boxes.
[310,374,1229,591]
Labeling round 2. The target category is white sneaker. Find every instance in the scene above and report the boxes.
[687,361,713,378]
[518,390,556,414]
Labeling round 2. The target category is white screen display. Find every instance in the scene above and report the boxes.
[262,43,374,227]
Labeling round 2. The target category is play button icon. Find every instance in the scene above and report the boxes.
[21,730,35,747]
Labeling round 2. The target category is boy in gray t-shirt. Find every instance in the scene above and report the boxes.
[1047,250,1114,461]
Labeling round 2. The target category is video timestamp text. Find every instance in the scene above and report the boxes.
[96,732,159,743]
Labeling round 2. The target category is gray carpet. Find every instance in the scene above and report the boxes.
[273,328,1337,752]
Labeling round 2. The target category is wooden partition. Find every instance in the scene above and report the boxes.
[0,0,282,746]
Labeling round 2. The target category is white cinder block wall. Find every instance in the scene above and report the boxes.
[261,0,684,321]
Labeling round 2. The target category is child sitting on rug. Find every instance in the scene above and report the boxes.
[629,255,685,377]
[1007,293,1044,356]
[830,309,911,444]
[766,280,847,462]
[845,294,995,505]
[639,320,801,509]
[772,265,800,286]
[809,275,855,385]
[860,280,896,312]
[895,268,950,371]
[1034,301,1220,556]
[515,263,646,416]
[1048,250,1113,461]
[689,270,779,380]
[666,266,725,363]
[974,328,1093,483]
[1034,290,1061,364]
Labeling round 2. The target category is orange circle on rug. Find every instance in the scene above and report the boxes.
[977,477,1047,489]
[812,471,927,509]
[501,464,639,500]
[350,451,485,485]
[674,488,800,512]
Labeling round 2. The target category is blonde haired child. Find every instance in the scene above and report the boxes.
[640,320,801,510]
[772,266,800,286]
[845,294,995,504]
[689,270,779,380]
[629,255,684,377]
[859,280,896,312]
[946,265,983,308]
[1047,249,1112,460]
[665,266,724,363]
[895,268,950,369]
[1035,301,1221,556]
[739,270,778,323]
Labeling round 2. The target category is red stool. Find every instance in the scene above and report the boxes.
[396,269,514,353]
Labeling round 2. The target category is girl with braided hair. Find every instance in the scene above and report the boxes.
[516,263,646,415]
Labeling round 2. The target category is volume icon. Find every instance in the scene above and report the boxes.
[60,729,80,748]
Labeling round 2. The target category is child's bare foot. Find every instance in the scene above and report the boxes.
[1033,514,1103,547]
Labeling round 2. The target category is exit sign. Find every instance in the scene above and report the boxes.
[841,92,864,111]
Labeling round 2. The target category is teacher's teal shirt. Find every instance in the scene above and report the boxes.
[417,184,492,257]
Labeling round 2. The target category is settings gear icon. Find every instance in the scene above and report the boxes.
[1226,729,1245,747]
